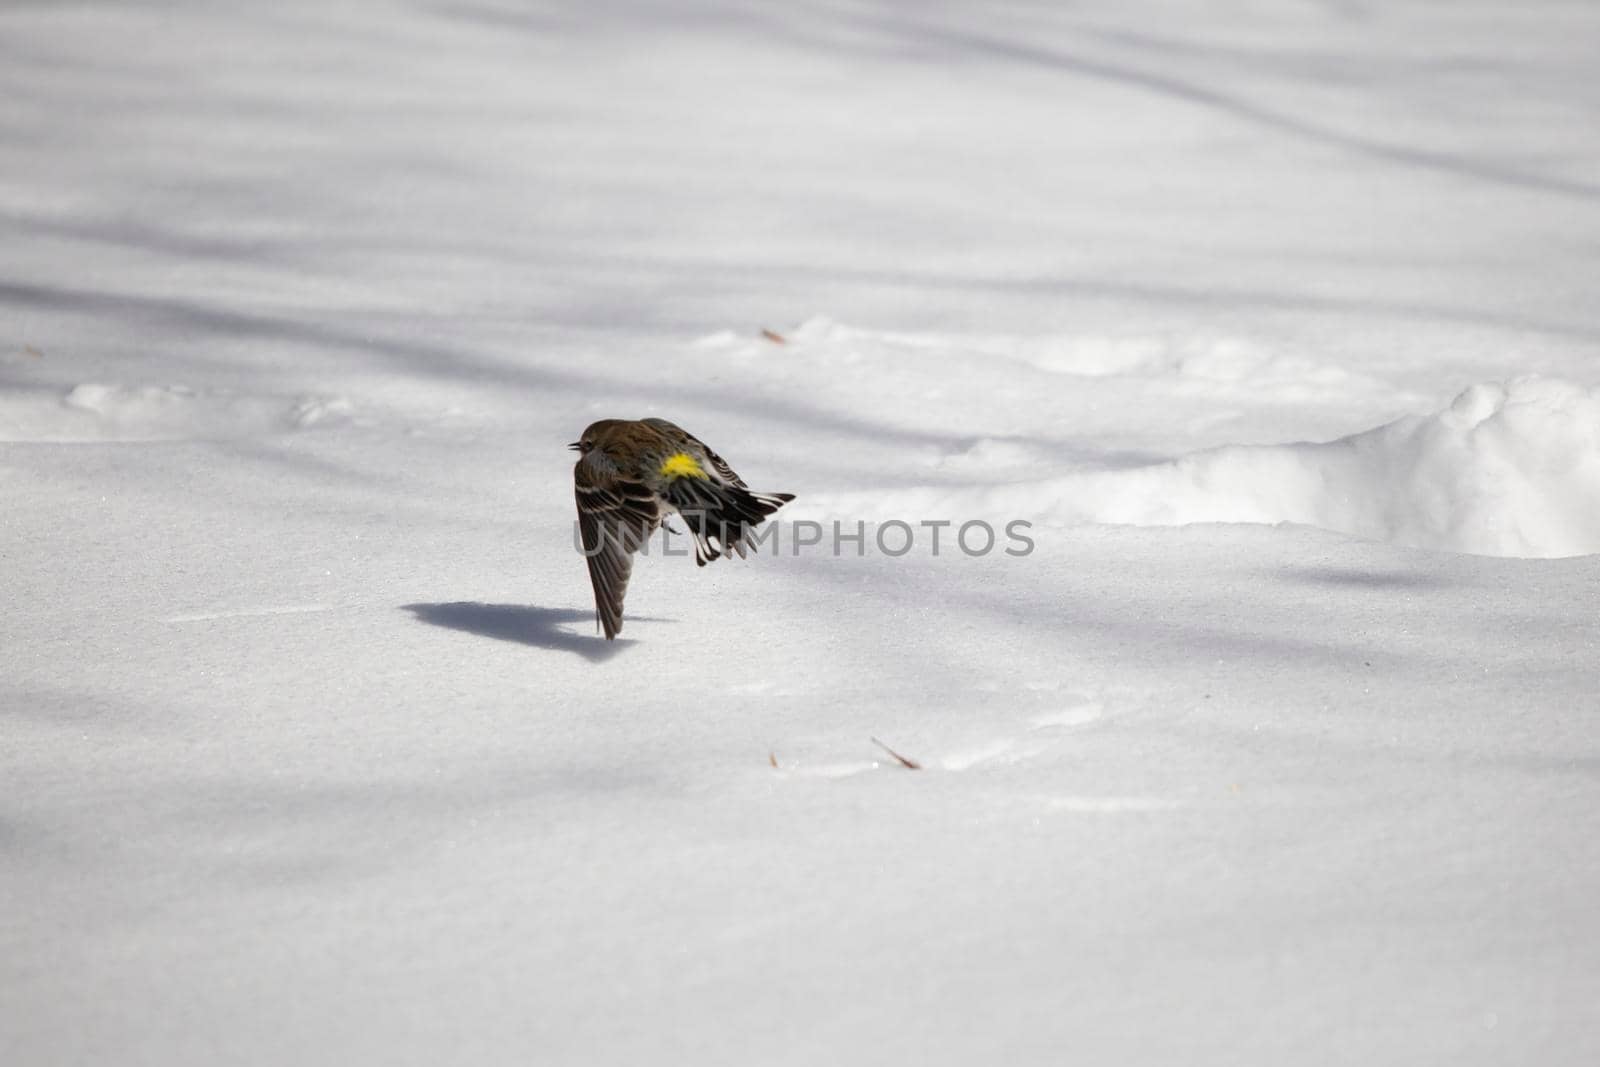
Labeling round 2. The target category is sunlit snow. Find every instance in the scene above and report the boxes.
[3,2,1598,1064]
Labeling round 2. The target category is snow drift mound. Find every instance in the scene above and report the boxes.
[0,383,353,442]
[1080,378,1600,558]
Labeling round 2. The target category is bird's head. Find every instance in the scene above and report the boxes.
[570,419,628,459]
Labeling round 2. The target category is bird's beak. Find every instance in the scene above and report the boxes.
[567,441,582,451]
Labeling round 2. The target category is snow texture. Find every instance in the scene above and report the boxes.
[3,1,1599,1065]
[810,369,1600,558]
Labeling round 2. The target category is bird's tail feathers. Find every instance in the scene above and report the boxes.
[665,480,795,565]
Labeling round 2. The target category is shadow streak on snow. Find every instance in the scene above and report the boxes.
[8,261,1593,423]
[0,208,298,267]
[779,549,1600,779]
[433,0,1599,202]
[0,278,595,389]
[0,278,1105,453]
[606,256,1600,344]
[841,8,1600,204]
[1274,565,1451,591]
[403,602,648,661]
[2,761,675,886]
[779,545,1588,696]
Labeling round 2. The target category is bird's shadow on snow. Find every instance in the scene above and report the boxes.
[402,602,662,662]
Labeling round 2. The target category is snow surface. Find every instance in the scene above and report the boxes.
[3,1,1599,1064]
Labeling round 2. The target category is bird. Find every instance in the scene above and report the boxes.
[571,418,794,640]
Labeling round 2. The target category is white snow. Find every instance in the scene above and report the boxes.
[810,370,1600,557]
[3,1,1599,1065]
[0,382,355,441]
[1072,376,1600,557]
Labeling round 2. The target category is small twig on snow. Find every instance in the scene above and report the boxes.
[870,737,921,770]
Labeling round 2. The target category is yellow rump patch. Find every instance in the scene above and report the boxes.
[660,452,709,480]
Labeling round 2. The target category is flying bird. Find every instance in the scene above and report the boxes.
[572,418,794,640]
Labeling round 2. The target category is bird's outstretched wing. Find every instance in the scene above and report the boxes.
[576,477,661,639]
